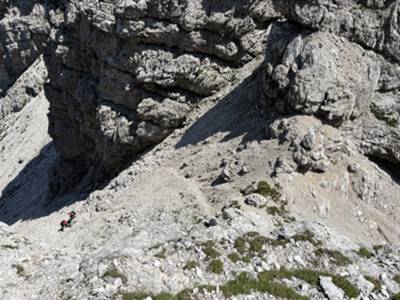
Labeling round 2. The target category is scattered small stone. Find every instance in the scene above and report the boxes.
[348,163,358,173]
[204,218,218,227]
[241,182,258,195]
[244,193,269,208]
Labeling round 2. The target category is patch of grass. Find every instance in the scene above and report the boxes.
[234,236,247,254]
[183,260,198,270]
[221,272,309,300]
[292,230,321,247]
[393,274,400,284]
[122,268,359,300]
[393,293,400,300]
[260,268,360,298]
[229,200,241,209]
[365,275,382,292]
[266,237,289,247]
[241,255,252,263]
[257,181,281,201]
[355,247,374,259]
[154,247,167,259]
[201,241,220,260]
[207,259,224,274]
[314,248,352,266]
[373,244,384,252]
[197,284,217,293]
[245,231,259,238]
[102,267,128,284]
[266,206,282,216]
[1,244,18,250]
[122,292,151,300]
[228,252,241,263]
[249,235,267,253]
[122,285,217,300]
[153,293,178,300]
[331,276,360,298]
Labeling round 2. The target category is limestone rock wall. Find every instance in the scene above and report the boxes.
[0,1,50,96]
[44,0,275,192]
[1,0,399,193]
[259,0,400,169]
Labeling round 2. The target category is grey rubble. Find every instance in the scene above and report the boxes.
[0,0,400,299]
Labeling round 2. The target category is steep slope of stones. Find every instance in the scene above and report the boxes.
[40,0,400,197]
[0,64,400,299]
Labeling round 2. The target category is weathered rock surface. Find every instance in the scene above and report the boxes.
[0,1,50,96]
[0,1,400,300]
[43,0,275,193]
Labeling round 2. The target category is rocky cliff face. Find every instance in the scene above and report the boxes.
[44,0,275,193]
[0,1,50,96]
[1,1,400,299]
[39,0,400,195]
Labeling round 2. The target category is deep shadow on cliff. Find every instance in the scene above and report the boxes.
[176,66,273,149]
[0,142,90,225]
[0,63,275,225]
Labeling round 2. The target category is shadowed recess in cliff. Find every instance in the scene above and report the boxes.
[0,142,88,225]
[176,67,270,149]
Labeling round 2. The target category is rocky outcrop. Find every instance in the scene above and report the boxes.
[43,0,277,193]
[39,0,400,194]
[0,1,50,96]
[0,55,47,119]
[258,0,400,174]
[264,31,380,125]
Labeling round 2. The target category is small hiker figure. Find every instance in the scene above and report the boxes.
[59,220,68,232]
[67,211,76,227]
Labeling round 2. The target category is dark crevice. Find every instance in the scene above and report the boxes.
[367,155,400,184]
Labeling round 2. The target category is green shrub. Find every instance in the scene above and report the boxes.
[121,267,360,300]
[184,260,198,270]
[365,275,382,292]
[393,293,400,300]
[314,248,352,266]
[331,275,360,298]
[373,244,384,252]
[259,268,360,298]
[229,200,241,209]
[241,255,252,263]
[234,236,247,254]
[102,267,127,284]
[244,231,259,238]
[257,181,281,201]
[292,230,321,247]
[122,292,150,300]
[207,259,224,274]
[221,272,308,300]
[266,206,282,216]
[355,247,374,259]
[249,235,267,253]
[393,274,400,284]
[201,241,220,260]
[228,252,241,263]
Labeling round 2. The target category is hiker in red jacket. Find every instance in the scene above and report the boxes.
[67,211,76,227]
[59,220,68,232]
